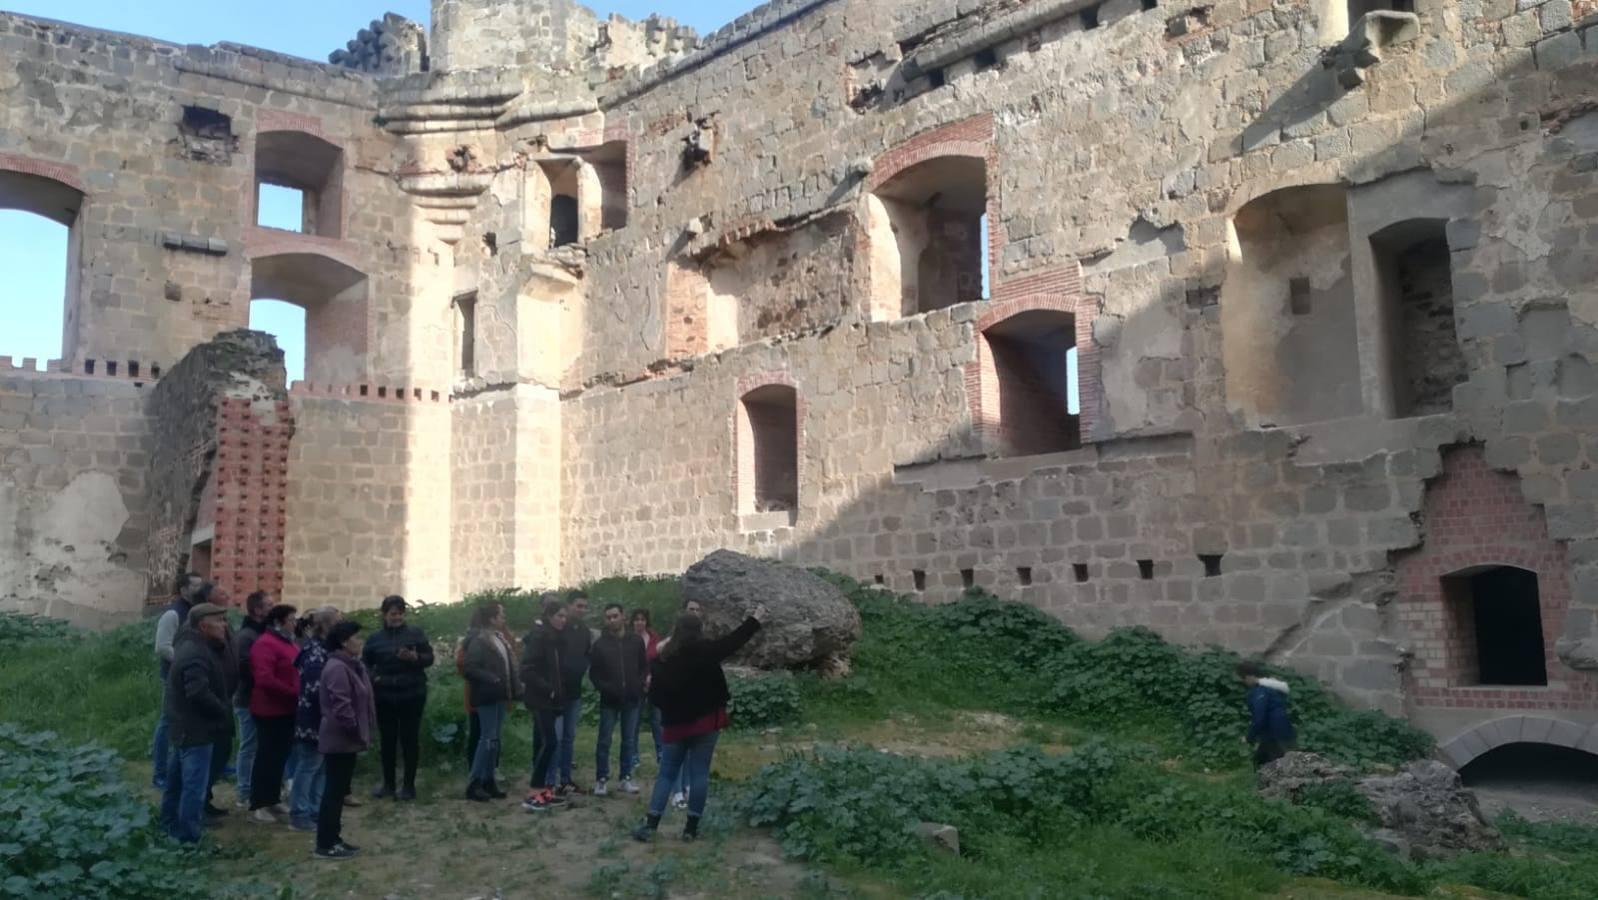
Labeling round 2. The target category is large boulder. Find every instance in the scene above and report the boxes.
[681,550,862,674]
[1259,752,1503,860]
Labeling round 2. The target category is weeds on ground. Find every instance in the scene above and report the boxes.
[0,724,211,900]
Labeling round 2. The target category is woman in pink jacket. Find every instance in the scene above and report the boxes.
[248,603,300,823]
[317,621,376,860]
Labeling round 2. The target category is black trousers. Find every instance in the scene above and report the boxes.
[318,752,357,851]
[206,731,231,804]
[250,715,294,809]
[376,695,426,789]
[530,708,560,789]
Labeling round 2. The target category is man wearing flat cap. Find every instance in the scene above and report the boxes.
[158,602,234,843]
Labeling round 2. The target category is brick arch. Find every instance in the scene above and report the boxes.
[0,152,88,199]
[1396,447,1596,713]
[863,115,1003,319]
[966,293,1102,448]
[1437,715,1598,768]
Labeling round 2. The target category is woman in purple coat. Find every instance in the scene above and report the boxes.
[316,621,376,860]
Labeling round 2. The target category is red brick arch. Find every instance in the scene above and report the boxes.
[0,152,88,197]
[966,289,1101,449]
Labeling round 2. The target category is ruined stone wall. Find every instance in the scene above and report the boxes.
[0,13,427,383]
[144,330,288,606]
[0,363,151,626]
[544,0,1598,748]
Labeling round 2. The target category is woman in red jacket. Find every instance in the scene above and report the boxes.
[249,603,301,823]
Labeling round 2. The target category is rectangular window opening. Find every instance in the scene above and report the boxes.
[1073,562,1089,583]
[1138,559,1155,580]
[929,68,947,89]
[913,569,927,591]
[1017,566,1033,586]
[1289,277,1313,316]
[874,574,885,585]
[1200,553,1224,578]
[1081,6,1102,30]
[960,568,975,589]
[257,182,308,233]
[973,47,998,71]
[454,292,477,379]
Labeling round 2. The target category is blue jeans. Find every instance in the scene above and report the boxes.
[554,696,582,786]
[648,730,720,819]
[595,701,641,782]
[288,742,326,823]
[159,743,214,843]
[233,707,256,804]
[469,702,505,785]
[152,691,170,788]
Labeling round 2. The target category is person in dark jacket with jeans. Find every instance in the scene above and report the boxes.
[317,621,376,860]
[1237,661,1297,769]
[519,597,569,812]
[553,591,593,795]
[160,602,233,843]
[590,603,647,796]
[633,605,765,843]
[462,602,520,801]
[363,595,435,800]
[231,590,270,807]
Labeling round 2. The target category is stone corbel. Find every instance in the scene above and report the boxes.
[1323,11,1421,89]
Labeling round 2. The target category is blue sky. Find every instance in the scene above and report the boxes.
[0,0,760,379]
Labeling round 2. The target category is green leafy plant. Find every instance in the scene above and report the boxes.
[0,613,79,647]
[729,672,802,730]
[0,724,211,900]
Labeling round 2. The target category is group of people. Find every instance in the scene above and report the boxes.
[153,576,768,855]
[456,591,765,840]
[152,579,436,860]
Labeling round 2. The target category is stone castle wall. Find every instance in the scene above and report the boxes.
[0,363,151,626]
[4,0,1598,758]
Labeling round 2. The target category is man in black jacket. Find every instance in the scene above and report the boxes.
[363,595,436,800]
[231,590,270,808]
[159,603,234,843]
[553,591,593,795]
[590,603,648,796]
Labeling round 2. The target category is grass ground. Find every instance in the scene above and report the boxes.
[2,576,1595,899]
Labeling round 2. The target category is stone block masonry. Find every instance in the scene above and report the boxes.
[0,363,152,627]
[6,0,1598,762]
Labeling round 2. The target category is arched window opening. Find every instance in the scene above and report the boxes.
[249,252,368,385]
[1442,566,1548,687]
[254,130,344,238]
[248,299,306,383]
[981,309,1081,457]
[738,384,799,517]
[867,154,988,320]
[0,210,70,366]
[0,169,84,366]
[1222,183,1361,427]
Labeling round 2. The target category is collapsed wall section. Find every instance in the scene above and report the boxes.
[145,330,289,607]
